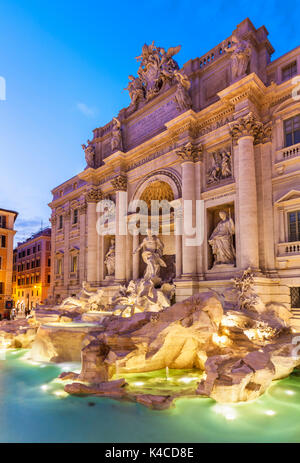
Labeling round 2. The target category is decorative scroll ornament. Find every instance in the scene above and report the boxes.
[176,142,203,163]
[50,214,57,225]
[111,174,127,192]
[111,118,123,152]
[125,42,181,106]
[82,141,95,168]
[173,71,192,112]
[207,150,232,184]
[86,188,104,203]
[229,112,263,143]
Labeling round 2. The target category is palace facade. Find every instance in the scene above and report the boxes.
[12,228,51,310]
[49,18,300,313]
[0,208,18,313]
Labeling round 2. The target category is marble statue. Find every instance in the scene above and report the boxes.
[133,229,167,284]
[60,281,104,312]
[104,238,115,276]
[174,71,192,112]
[225,35,252,79]
[124,42,181,103]
[82,142,95,168]
[209,211,235,266]
[207,150,232,184]
[124,75,145,109]
[111,118,123,152]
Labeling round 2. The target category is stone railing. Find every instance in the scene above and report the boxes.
[193,36,233,71]
[278,142,300,161]
[278,241,300,256]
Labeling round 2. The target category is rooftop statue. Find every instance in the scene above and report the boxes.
[224,34,252,80]
[82,142,95,168]
[125,42,181,106]
[111,117,123,152]
[174,71,192,112]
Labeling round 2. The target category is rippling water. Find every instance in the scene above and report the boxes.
[0,349,300,443]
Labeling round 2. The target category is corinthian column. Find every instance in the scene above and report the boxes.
[176,142,202,277]
[111,174,127,282]
[229,112,262,271]
[86,188,103,284]
[63,208,71,288]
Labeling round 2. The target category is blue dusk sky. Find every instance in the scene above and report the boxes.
[0,0,299,244]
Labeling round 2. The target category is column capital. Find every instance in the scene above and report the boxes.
[86,188,104,203]
[111,174,127,192]
[79,201,87,214]
[229,112,263,144]
[50,214,57,225]
[176,142,203,163]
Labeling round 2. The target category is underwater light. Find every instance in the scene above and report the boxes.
[213,404,237,421]
[54,390,67,397]
[41,385,48,391]
[285,390,295,396]
[265,410,276,416]
[132,381,144,387]
[179,377,196,384]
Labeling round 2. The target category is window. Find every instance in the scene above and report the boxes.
[47,274,51,284]
[26,262,30,270]
[288,210,300,242]
[282,61,297,82]
[71,255,78,273]
[33,246,36,253]
[31,261,35,269]
[73,209,78,225]
[0,282,4,294]
[0,257,2,270]
[31,276,34,284]
[1,235,6,248]
[35,275,40,283]
[47,258,51,267]
[17,278,21,286]
[26,277,29,285]
[57,258,62,275]
[37,244,40,252]
[291,287,300,308]
[58,215,63,229]
[27,248,30,256]
[0,216,6,229]
[36,259,40,267]
[284,115,300,147]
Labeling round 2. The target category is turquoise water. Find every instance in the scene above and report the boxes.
[1,349,300,443]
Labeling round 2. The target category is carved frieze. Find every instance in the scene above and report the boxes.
[207,149,233,185]
[111,174,128,192]
[176,142,203,163]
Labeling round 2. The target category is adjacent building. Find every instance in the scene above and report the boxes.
[48,18,300,312]
[0,208,18,312]
[12,227,51,310]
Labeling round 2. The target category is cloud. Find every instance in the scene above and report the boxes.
[76,102,97,117]
[14,217,50,246]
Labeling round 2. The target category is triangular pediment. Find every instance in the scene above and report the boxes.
[275,190,300,205]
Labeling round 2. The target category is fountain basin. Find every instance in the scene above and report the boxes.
[30,322,103,363]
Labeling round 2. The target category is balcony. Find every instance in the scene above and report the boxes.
[278,241,300,256]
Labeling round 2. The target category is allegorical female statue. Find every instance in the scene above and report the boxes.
[104,238,116,276]
[209,211,235,266]
[133,229,166,284]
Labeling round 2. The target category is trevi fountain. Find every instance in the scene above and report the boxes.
[1,229,300,442]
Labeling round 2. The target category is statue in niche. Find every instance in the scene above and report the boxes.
[124,75,145,109]
[209,211,235,266]
[82,142,95,168]
[133,229,167,285]
[174,71,192,112]
[104,238,115,276]
[111,118,123,152]
[224,35,252,80]
[207,150,232,184]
